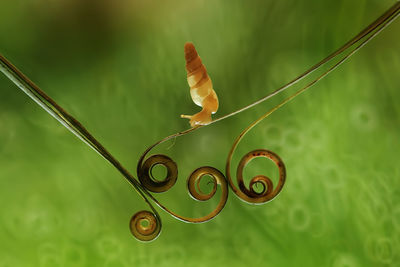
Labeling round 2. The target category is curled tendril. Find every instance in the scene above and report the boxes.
[136,133,228,227]
[186,166,228,222]
[130,210,161,242]
[138,154,178,193]
[225,111,287,204]
[188,167,219,201]
[234,149,286,204]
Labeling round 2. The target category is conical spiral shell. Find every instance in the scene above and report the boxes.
[184,43,218,113]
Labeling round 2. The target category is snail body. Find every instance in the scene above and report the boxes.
[181,42,218,127]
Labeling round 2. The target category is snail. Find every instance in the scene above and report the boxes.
[181,42,219,127]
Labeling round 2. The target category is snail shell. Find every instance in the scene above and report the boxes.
[181,42,218,126]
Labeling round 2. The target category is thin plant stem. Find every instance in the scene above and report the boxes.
[0,54,160,219]
[227,5,400,181]
[209,1,400,125]
[140,1,400,150]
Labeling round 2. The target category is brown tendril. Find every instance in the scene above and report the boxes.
[233,149,286,204]
[223,1,400,204]
[136,133,229,224]
[130,210,161,242]
[138,154,178,193]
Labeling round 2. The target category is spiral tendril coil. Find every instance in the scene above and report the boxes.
[130,210,161,242]
[230,149,286,204]
[138,154,178,193]
[136,141,229,225]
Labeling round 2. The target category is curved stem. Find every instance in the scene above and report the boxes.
[0,54,158,217]
[210,1,400,125]
[136,125,230,223]
[157,1,400,138]
[226,3,400,198]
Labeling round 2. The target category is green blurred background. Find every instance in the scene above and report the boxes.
[1,0,399,266]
